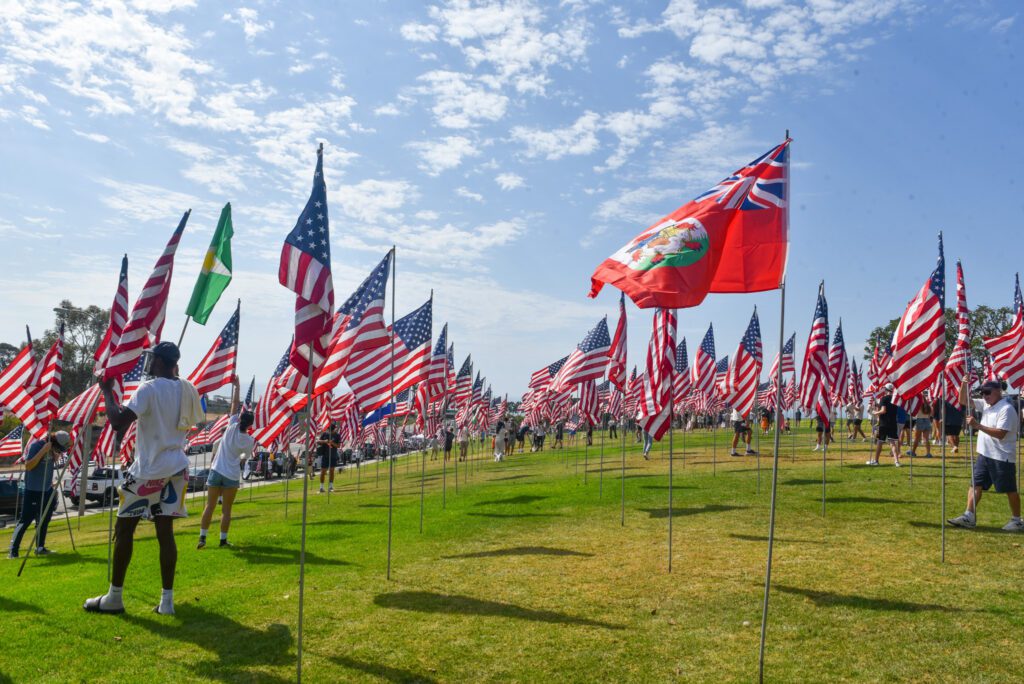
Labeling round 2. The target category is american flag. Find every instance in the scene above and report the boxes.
[756,381,774,410]
[30,328,63,430]
[414,382,430,430]
[529,355,568,392]
[887,234,946,400]
[608,292,628,392]
[187,413,231,447]
[983,353,999,383]
[551,317,611,393]
[187,302,239,396]
[392,387,414,418]
[638,308,676,440]
[252,346,296,449]
[579,379,600,425]
[714,356,730,398]
[783,375,798,409]
[849,359,864,405]
[314,251,391,396]
[57,384,102,429]
[454,355,473,407]
[278,146,334,378]
[944,260,970,400]
[673,337,690,403]
[345,297,432,413]
[690,323,716,398]
[624,365,640,418]
[243,376,255,410]
[607,387,623,418]
[427,323,448,398]
[724,309,763,418]
[94,254,129,375]
[983,274,1024,390]
[767,332,796,382]
[828,320,849,404]
[0,425,25,459]
[0,345,44,439]
[446,343,456,391]
[104,211,188,380]
[800,282,832,425]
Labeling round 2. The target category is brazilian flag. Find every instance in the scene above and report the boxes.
[186,202,233,325]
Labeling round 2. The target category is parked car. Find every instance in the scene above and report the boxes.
[0,477,22,516]
[187,467,210,492]
[65,466,125,508]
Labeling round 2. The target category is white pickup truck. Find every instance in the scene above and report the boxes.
[62,465,126,508]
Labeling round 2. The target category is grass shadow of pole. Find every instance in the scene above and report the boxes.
[373,591,623,629]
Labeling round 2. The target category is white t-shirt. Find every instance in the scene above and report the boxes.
[971,398,1018,463]
[211,415,256,481]
[126,378,190,481]
[730,408,743,422]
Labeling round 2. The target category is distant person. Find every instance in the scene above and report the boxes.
[943,399,964,454]
[907,402,934,459]
[317,423,341,494]
[794,409,802,428]
[729,408,755,456]
[812,414,831,452]
[585,422,594,447]
[443,427,454,462]
[8,430,70,559]
[608,417,618,439]
[848,401,867,441]
[554,421,564,449]
[642,429,654,459]
[85,342,205,615]
[458,425,469,461]
[895,404,910,448]
[868,387,901,467]
[198,376,255,549]
[516,424,528,453]
[948,380,1022,531]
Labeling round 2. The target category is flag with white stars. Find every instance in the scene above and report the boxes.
[187,301,240,396]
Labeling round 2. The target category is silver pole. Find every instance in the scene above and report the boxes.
[941,382,947,563]
[386,247,398,580]
[620,406,626,526]
[667,408,674,574]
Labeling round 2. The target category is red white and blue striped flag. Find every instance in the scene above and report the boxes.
[673,337,690,403]
[638,308,676,440]
[187,302,239,396]
[94,254,129,375]
[608,292,628,392]
[690,323,716,399]
[983,274,1024,390]
[944,260,970,400]
[828,320,848,404]
[427,323,448,398]
[279,147,334,378]
[724,309,763,418]
[800,282,831,424]
[551,317,611,392]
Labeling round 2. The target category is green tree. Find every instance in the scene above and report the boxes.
[35,300,110,402]
[0,342,19,372]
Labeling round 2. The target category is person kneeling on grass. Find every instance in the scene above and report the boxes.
[948,379,1023,532]
[85,342,205,616]
[198,376,255,549]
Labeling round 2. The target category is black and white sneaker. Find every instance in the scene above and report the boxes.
[197,537,207,549]
[219,539,233,548]
[35,547,55,556]
[947,513,976,529]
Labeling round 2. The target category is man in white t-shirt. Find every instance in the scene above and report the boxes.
[729,407,755,457]
[84,342,205,615]
[948,379,1023,532]
[198,376,255,549]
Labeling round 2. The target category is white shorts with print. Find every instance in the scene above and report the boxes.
[117,469,188,519]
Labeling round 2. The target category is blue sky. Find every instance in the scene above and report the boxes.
[0,0,1020,398]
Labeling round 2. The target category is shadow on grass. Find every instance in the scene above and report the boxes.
[466,512,562,520]
[729,533,825,545]
[488,474,534,482]
[473,495,548,506]
[828,496,925,505]
[228,544,352,567]
[300,519,372,527]
[784,478,840,486]
[27,552,108,567]
[639,485,696,490]
[640,504,746,519]
[0,596,45,614]
[125,604,293,683]
[775,585,962,612]
[909,521,1009,534]
[325,654,438,683]
[373,591,622,629]
[442,546,593,559]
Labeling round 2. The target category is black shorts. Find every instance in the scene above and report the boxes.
[877,426,898,441]
[944,425,962,437]
[972,455,1017,494]
[853,418,863,426]
[732,421,747,433]
[321,453,340,468]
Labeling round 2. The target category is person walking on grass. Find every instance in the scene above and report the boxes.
[848,401,867,441]
[948,379,1023,532]
[907,401,934,460]
[812,415,831,452]
[641,429,654,459]
[554,421,564,449]
[317,422,341,494]
[867,387,901,467]
[8,430,70,559]
[85,342,205,616]
[198,377,255,550]
[943,398,964,454]
[729,407,756,456]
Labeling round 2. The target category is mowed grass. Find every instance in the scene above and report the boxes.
[2,427,1023,683]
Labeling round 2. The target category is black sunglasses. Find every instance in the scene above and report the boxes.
[981,389,994,396]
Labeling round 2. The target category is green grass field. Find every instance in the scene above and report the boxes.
[2,427,1022,683]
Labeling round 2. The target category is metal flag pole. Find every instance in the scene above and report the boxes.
[941,379,947,563]
[755,395,761,494]
[821,419,828,517]
[668,405,675,574]
[386,248,398,581]
[599,414,605,497]
[584,419,589,485]
[620,405,627,526]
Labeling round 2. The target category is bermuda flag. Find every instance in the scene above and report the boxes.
[691,324,716,398]
[551,317,611,392]
[454,355,473,407]
[279,146,334,378]
[944,262,970,399]
[638,309,676,440]
[104,212,188,379]
[0,344,44,439]
[724,309,763,418]
[983,274,1024,390]
[828,320,848,404]
[0,425,24,460]
[800,282,831,425]
[590,139,790,309]
[187,302,239,396]
[887,234,946,400]
[673,337,690,403]
[93,254,129,375]
[427,323,448,398]
[314,251,391,396]
[767,332,796,382]
[608,292,628,392]
[345,297,433,413]
[529,356,568,391]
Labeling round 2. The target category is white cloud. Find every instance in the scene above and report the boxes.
[495,172,524,190]
[510,111,601,160]
[288,63,313,75]
[374,103,402,116]
[416,70,508,128]
[223,8,273,41]
[95,178,208,224]
[332,179,419,225]
[992,15,1016,33]
[18,105,49,130]
[409,135,480,175]
[455,186,484,202]
[73,129,111,143]
[400,22,439,42]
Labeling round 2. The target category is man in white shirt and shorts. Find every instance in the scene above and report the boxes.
[84,342,205,615]
[948,379,1023,532]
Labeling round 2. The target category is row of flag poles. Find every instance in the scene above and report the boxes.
[5,132,1024,682]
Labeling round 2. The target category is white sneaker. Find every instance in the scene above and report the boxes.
[328,485,334,492]
[1002,518,1024,532]
[865,460,879,466]
[894,461,902,468]
[812,445,820,452]
[947,513,976,529]
[318,486,324,494]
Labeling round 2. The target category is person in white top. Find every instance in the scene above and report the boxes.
[85,342,205,616]
[948,379,1023,532]
[729,407,756,457]
[198,376,255,549]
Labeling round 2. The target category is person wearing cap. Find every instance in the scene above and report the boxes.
[7,430,70,558]
[948,379,1023,531]
[84,342,205,615]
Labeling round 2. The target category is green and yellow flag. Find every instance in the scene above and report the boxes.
[186,202,233,325]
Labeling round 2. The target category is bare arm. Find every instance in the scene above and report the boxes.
[228,375,241,416]
[100,378,137,433]
[959,378,969,408]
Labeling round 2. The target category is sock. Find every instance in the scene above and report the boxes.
[101,584,124,609]
[199,528,208,539]
[159,588,174,613]
[220,531,228,541]
[1012,516,1022,522]
[964,510,976,520]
